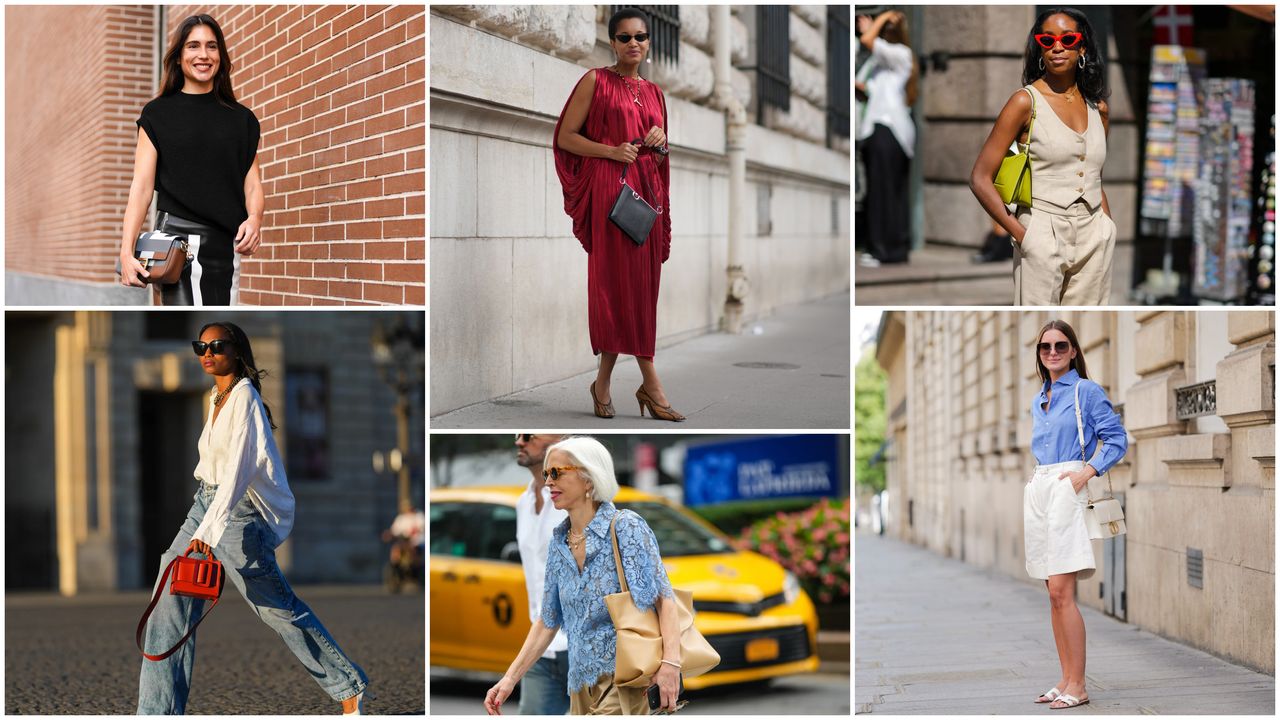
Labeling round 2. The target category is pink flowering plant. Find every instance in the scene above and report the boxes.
[735,498,851,605]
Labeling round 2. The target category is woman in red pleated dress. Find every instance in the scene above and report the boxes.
[553,8,684,422]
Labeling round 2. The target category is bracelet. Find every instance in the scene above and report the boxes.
[660,659,682,669]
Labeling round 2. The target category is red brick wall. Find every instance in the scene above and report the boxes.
[5,6,156,283]
[169,5,426,305]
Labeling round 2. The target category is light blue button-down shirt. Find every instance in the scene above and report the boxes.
[1031,369,1127,475]
[541,501,673,695]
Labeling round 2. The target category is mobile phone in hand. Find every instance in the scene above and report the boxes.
[647,676,684,712]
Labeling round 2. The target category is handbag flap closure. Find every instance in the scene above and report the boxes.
[1088,498,1124,522]
[135,231,186,260]
[173,556,221,589]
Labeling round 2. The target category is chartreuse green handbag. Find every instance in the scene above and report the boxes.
[993,87,1036,208]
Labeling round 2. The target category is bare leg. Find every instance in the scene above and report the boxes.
[1047,573,1088,706]
[594,353,619,404]
[1043,579,1070,699]
[636,357,672,407]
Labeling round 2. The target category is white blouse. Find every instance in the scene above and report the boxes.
[191,377,295,549]
[856,37,916,158]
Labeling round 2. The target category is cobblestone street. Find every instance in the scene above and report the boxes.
[6,585,424,714]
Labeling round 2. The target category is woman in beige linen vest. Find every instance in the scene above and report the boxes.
[969,8,1116,306]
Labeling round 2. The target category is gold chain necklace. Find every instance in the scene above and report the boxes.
[611,65,643,107]
[567,528,587,551]
[213,377,240,407]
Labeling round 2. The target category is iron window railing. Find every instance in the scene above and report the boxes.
[757,5,791,119]
[1174,380,1216,420]
[610,5,680,65]
[827,5,850,141]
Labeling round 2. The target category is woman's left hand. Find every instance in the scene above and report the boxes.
[643,125,667,150]
[1058,466,1097,494]
[651,662,680,713]
[186,539,212,556]
[234,217,262,255]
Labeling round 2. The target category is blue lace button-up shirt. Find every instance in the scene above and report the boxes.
[541,502,674,695]
[1031,369,1127,475]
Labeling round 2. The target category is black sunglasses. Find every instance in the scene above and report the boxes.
[192,339,235,356]
[614,32,650,43]
[1037,341,1071,355]
[516,433,534,442]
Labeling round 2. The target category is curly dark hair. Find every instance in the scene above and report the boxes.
[607,8,649,39]
[1020,7,1109,108]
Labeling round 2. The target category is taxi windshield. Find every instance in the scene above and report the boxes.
[618,501,734,557]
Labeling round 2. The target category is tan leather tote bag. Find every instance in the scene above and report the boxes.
[604,514,720,688]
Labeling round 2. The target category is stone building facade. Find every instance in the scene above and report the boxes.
[6,311,425,595]
[875,309,1275,672]
[5,5,425,305]
[430,5,850,413]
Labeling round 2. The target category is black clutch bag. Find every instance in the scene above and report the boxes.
[608,144,664,247]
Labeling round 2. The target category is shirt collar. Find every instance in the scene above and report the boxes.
[1040,368,1081,400]
[586,502,618,539]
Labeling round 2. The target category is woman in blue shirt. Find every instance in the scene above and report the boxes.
[1025,319,1126,710]
[483,436,682,715]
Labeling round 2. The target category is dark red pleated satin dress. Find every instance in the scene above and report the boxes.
[554,68,671,359]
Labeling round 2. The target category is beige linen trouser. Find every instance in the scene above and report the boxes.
[1013,200,1116,305]
[569,674,650,715]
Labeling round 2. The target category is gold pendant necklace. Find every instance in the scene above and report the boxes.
[567,529,586,551]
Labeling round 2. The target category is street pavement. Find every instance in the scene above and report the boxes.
[431,293,850,429]
[855,532,1275,714]
[854,243,1134,306]
[6,585,424,714]
[430,668,851,715]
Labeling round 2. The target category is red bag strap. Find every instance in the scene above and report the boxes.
[136,551,222,661]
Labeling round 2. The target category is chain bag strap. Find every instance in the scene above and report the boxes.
[1074,381,1127,539]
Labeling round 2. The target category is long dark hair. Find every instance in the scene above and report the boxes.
[1020,7,1109,107]
[1035,319,1089,385]
[199,321,276,429]
[159,15,238,108]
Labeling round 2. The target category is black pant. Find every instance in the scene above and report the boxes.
[152,212,237,306]
[863,123,912,263]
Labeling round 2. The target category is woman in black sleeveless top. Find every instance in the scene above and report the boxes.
[119,14,263,305]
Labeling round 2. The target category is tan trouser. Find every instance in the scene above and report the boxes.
[569,674,650,715]
[1013,200,1115,306]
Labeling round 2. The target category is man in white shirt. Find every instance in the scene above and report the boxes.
[513,433,570,714]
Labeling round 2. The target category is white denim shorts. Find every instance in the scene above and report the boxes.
[1024,460,1096,581]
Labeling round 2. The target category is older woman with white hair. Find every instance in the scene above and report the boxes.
[484,436,682,715]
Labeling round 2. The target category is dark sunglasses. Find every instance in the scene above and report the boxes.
[1037,341,1072,355]
[1034,32,1083,49]
[192,339,235,356]
[542,465,582,482]
[614,32,650,44]
[516,433,534,442]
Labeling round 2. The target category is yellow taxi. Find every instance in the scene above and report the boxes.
[430,486,820,689]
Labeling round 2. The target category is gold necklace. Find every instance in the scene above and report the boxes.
[567,528,586,551]
[213,377,240,407]
[1061,85,1079,103]
[612,65,643,107]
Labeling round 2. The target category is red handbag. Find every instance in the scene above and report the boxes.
[136,548,225,661]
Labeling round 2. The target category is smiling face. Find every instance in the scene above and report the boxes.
[197,325,239,379]
[181,24,220,89]
[1038,13,1083,74]
[544,449,593,511]
[1037,327,1077,376]
[610,17,650,65]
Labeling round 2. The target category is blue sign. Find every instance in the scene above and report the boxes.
[684,435,840,506]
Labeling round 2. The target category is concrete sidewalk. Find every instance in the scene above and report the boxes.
[432,293,850,429]
[855,533,1274,715]
[854,242,1134,306]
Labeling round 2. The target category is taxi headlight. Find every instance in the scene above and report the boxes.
[783,571,800,605]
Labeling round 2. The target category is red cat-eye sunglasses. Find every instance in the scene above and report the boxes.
[1034,32,1083,49]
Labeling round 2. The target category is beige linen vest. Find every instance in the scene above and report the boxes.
[1026,85,1106,210]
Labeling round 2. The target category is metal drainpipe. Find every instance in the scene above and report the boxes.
[714,6,749,333]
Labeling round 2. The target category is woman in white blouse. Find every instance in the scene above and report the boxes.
[856,9,917,267]
[136,321,370,715]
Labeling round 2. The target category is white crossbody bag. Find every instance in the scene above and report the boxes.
[1075,381,1127,539]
